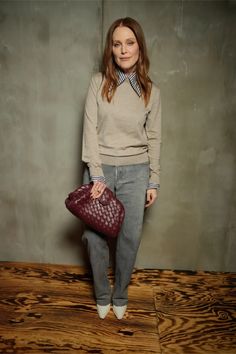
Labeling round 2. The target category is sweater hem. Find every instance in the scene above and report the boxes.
[100,152,149,166]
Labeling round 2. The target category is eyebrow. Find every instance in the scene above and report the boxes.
[112,37,136,43]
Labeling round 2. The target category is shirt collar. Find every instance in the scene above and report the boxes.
[116,69,142,97]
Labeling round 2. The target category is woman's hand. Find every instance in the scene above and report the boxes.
[145,189,158,208]
[91,181,106,199]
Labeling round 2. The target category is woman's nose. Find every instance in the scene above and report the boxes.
[121,45,127,54]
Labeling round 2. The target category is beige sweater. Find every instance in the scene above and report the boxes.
[82,73,161,186]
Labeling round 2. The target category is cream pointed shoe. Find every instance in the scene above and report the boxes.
[96,304,111,319]
[113,305,127,320]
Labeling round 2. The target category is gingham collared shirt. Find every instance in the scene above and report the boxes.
[116,69,142,97]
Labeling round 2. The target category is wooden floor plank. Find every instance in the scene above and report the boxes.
[131,268,235,289]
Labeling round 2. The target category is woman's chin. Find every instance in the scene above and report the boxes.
[118,63,136,74]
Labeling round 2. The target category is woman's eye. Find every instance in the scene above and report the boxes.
[113,43,120,48]
[127,41,135,46]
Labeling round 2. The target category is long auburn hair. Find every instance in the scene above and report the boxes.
[101,17,152,106]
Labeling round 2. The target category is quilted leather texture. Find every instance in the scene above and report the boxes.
[65,184,125,238]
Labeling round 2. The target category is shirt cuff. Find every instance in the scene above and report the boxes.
[147,182,160,190]
[91,176,106,183]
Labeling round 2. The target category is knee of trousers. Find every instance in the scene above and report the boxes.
[82,229,107,248]
[116,230,143,259]
[119,217,144,243]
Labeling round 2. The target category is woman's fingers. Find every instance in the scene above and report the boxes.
[91,181,106,199]
[145,189,158,208]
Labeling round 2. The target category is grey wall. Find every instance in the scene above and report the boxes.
[0,0,235,271]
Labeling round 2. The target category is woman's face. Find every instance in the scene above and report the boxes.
[112,26,139,74]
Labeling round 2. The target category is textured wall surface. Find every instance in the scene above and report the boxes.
[0,0,102,264]
[0,0,235,271]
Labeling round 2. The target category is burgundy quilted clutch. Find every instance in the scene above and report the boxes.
[65,184,125,238]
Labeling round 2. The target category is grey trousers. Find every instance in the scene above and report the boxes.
[82,163,149,306]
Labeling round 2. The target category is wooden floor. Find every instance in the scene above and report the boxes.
[0,262,235,354]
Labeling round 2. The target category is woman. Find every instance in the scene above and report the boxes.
[82,17,161,320]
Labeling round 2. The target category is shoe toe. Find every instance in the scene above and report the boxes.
[97,304,110,319]
[113,305,127,320]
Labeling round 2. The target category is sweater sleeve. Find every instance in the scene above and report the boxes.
[82,73,104,179]
[145,86,162,186]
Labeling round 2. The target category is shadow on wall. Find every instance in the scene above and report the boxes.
[61,106,90,267]
[62,219,90,267]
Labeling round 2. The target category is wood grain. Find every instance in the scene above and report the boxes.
[154,283,236,354]
[0,262,235,354]
[0,262,160,353]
